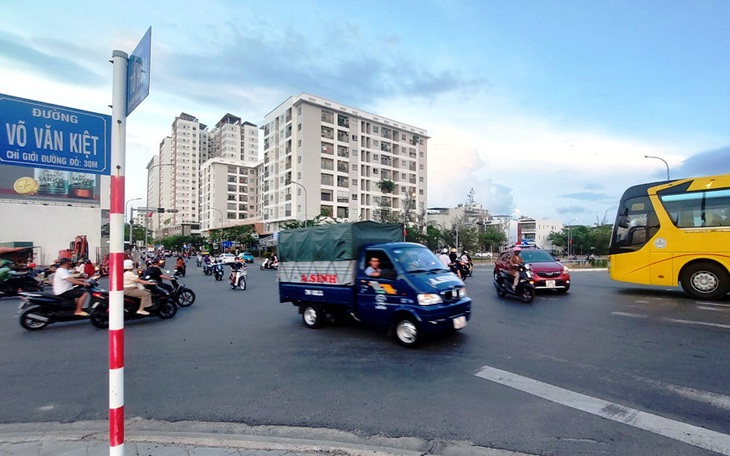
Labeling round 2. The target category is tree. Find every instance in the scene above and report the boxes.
[374,179,398,223]
[124,223,147,245]
[478,226,507,253]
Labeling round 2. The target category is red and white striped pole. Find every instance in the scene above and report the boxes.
[109,49,128,456]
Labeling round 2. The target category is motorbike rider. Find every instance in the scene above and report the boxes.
[144,258,175,293]
[229,257,245,285]
[449,248,463,279]
[53,258,91,316]
[175,256,186,275]
[438,248,451,268]
[510,247,524,290]
[0,260,11,282]
[123,259,157,315]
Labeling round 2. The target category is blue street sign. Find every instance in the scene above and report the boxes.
[222,241,233,248]
[127,27,151,116]
[0,93,112,175]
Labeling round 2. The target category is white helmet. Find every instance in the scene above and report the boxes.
[123,259,134,270]
[442,248,449,254]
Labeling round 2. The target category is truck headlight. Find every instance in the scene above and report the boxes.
[458,288,467,298]
[417,293,443,306]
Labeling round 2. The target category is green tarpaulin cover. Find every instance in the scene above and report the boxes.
[278,221,402,262]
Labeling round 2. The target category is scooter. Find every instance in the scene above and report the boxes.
[494,264,536,303]
[230,266,247,290]
[213,261,224,281]
[203,261,212,275]
[169,276,196,307]
[260,258,278,270]
[17,279,100,331]
[88,280,177,329]
[1,271,44,298]
[174,265,186,277]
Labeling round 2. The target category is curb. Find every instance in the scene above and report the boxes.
[0,419,534,456]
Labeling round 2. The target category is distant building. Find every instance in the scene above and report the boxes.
[515,217,563,250]
[260,93,428,233]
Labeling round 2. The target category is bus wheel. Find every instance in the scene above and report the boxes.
[680,263,730,300]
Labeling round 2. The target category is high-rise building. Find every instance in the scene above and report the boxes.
[260,93,428,233]
[150,113,208,238]
[149,112,261,238]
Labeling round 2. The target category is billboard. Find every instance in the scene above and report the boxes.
[0,162,101,205]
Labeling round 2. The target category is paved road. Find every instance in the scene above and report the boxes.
[0,261,728,455]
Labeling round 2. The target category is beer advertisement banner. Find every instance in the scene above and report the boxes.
[0,162,101,205]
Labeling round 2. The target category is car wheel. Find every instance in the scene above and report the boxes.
[394,316,422,348]
[680,262,730,300]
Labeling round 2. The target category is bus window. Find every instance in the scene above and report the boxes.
[612,196,659,251]
[660,189,730,228]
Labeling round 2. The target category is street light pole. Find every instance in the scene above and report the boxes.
[125,197,142,248]
[567,218,578,258]
[644,155,670,180]
[289,181,308,225]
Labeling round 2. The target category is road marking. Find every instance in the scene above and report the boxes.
[698,306,728,312]
[475,365,730,455]
[611,311,648,318]
[664,318,730,329]
[637,378,730,411]
[697,302,730,308]
[635,300,649,304]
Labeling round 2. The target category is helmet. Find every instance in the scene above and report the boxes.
[123,259,134,270]
[451,248,457,253]
[442,248,448,254]
[513,247,522,253]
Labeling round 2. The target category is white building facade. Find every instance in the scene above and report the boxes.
[516,217,563,250]
[260,93,428,233]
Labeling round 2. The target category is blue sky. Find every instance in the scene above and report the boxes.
[2,0,729,226]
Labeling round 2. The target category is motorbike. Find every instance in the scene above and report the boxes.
[260,258,278,270]
[203,261,212,276]
[494,264,536,303]
[1,271,44,298]
[213,261,224,281]
[169,276,196,307]
[230,266,247,290]
[88,279,177,329]
[17,279,101,331]
[461,260,473,279]
[195,256,202,267]
[174,264,186,277]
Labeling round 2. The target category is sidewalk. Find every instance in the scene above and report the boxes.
[0,419,532,456]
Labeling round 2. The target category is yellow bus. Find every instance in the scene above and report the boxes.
[608,173,730,300]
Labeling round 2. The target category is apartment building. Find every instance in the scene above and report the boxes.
[260,93,428,233]
[516,217,563,249]
[149,113,208,238]
[200,158,260,230]
[149,112,261,238]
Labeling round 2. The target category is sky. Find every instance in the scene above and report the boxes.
[2,0,730,226]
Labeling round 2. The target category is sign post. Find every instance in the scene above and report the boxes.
[108,27,151,456]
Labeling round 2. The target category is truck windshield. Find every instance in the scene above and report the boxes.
[391,246,447,273]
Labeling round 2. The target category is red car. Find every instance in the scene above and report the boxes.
[495,247,570,292]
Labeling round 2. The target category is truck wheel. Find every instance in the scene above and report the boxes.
[680,262,730,300]
[301,304,324,329]
[394,316,422,348]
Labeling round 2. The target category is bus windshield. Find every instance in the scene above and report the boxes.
[609,195,659,254]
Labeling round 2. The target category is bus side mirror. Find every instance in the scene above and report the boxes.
[617,216,629,228]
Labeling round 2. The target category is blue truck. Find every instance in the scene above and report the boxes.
[278,221,472,347]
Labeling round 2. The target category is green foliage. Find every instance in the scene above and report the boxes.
[376,179,395,194]
[478,226,507,253]
[548,224,613,256]
[124,223,148,243]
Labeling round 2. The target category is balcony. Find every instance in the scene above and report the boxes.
[321,126,334,140]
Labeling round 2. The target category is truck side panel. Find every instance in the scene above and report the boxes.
[279,283,356,309]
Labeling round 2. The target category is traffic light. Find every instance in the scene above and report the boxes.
[157,207,165,213]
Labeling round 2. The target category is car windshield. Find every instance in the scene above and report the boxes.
[520,249,557,263]
[391,246,448,273]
